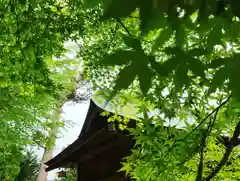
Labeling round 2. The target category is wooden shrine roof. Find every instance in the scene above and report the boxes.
[45,99,135,180]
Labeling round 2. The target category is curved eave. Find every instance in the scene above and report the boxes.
[45,128,106,171]
[45,100,104,171]
[45,99,136,172]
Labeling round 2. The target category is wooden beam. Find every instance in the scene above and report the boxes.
[79,136,120,162]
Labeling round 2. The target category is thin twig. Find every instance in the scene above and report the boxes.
[208,95,224,132]
[177,101,222,171]
[177,144,200,167]
[33,140,46,149]
[196,132,206,181]
[116,19,152,43]
[116,19,135,37]
[116,19,138,38]
[208,107,219,132]
[204,121,240,181]
[178,96,231,142]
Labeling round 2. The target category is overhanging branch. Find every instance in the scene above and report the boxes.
[196,133,206,181]
[33,140,46,149]
[178,96,232,142]
[204,121,240,181]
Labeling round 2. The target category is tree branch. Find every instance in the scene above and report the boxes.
[196,113,214,181]
[33,140,46,149]
[178,96,231,142]
[178,107,220,173]
[204,121,240,181]
[208,106,219,133]
[116,19,136,37]
[196,133,206,181]
[116,19,152,42]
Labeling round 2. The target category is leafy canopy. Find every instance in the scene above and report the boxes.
[80,0,240,181]
[0,0,80,179]
[2,0,240,180]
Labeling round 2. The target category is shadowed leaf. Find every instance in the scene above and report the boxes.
[114,64,137,90]
[103,0,137,19]
[138,66,153,95]
[209,66,229,93]
[122,35,142,50]
[208,58,229,69]
[188,58,206,79]
[98,50,135,66]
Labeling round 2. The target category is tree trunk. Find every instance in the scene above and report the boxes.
[36,110,60,181]
[36,148,53,181]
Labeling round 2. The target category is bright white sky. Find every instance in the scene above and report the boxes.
[35,102,90,180]
[50,102,90,180]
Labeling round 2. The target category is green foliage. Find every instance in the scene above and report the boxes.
[14,150,39,181]
[80,0,240,180]
[0,0,80,179]
[0,142,22,180]
[3,0,240,180]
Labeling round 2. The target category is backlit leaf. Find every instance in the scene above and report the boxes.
[152,27,173,52]
[144,11,167,34]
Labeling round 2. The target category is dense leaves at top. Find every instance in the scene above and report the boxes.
[0,0,81,92]
[85,0,240,100]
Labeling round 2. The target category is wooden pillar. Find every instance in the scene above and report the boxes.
[76,165,80,181]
